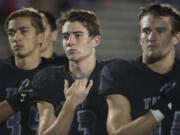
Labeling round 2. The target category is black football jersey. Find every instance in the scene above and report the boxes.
[0,56,51,135]
[99,57,180,135]
[32,61,108,135]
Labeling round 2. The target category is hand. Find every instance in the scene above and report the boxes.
[161,81,180,108]
[64,79,93,109]
[7,79,33,112]
[152,81,178,116]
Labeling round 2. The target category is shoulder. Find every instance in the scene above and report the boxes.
[33,65,65,81]
[174,58,180,75]
[32,65,64,88]
[32,65,66,108]
[103,58,137,76]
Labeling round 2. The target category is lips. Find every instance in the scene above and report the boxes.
[67,48,78,54]
[148,45,156,48]
[14,44,23,49]
[147,43,158,49]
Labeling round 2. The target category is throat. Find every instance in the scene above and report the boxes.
[69,60,96,78]
[15,56,41,70]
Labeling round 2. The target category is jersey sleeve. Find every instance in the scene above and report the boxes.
[0,62,10,101]
[32,66,64,108]
[99,59,130,96]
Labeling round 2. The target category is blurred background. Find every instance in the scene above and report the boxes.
[0,0,180,61]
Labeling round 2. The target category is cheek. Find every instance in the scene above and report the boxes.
[161,36,173,48]
[140,33,146,41]
[139,36,145,47]
[8,37,13,45]
[30,37,39,48]
[62,41,67,50]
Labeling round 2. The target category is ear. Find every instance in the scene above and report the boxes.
[92,35,101,47]
[172,32,180,46]
[51,30,58,42]
[38,33,44,46]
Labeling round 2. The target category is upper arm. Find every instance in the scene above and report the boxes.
[106,94,132,135]
[37,101,56,135]
[0,100,14,123]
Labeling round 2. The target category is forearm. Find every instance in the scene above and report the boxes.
[114,111,158,135]
[0,100,14,123]
[41,100,76,135]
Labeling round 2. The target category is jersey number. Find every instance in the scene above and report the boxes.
[7,113,21,135]
[171,111,180,135]
[77,110,96,135]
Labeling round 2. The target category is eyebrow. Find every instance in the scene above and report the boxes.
[8,26,30,31]
[142,26,167,29]
[62,31,84,35]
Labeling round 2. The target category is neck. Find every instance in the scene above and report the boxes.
[143,51,175,74]
[15,49,41,70]
[40,44,53,58]
[69,55,96,77]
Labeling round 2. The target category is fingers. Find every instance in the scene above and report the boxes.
[66,79,93,91]
[79,79,88,88]
[64,79,93,107]
[64,79,69,92]
[86,80,93,92]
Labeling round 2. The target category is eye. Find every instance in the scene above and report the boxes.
[21,29,28,34]
[75,33,81,38]
[8,31,15,36]
[62,34,69,40]
[142,28,151,35]
[20,28,30,35]
[157,29,165,34]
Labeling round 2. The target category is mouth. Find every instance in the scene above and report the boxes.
[147,44,158,49]
[13,44,23,50]
[67,48,78,54]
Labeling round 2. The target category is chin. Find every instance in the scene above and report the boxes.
[146,54,163,64]
[68,56,82,62]
[14,52,27,58]
[15,54,25,58]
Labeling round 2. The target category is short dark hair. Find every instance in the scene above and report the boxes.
[58,9,100,37]
[39,10,57,31]
[5,7,45,34]
[138,2,180,34]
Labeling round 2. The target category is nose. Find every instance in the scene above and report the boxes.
[148,31,156,41]
[13,31,21,42]
[67,34,76,46]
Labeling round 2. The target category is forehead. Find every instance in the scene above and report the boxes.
[140,15,172,29]
[62,21,88,33]
[8,17,33,29]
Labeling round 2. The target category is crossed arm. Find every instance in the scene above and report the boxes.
[106,94,158,135]
[0,79,32,123]
[0,100,14,123]
[38,99,76,135]
[37,79,93,135]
